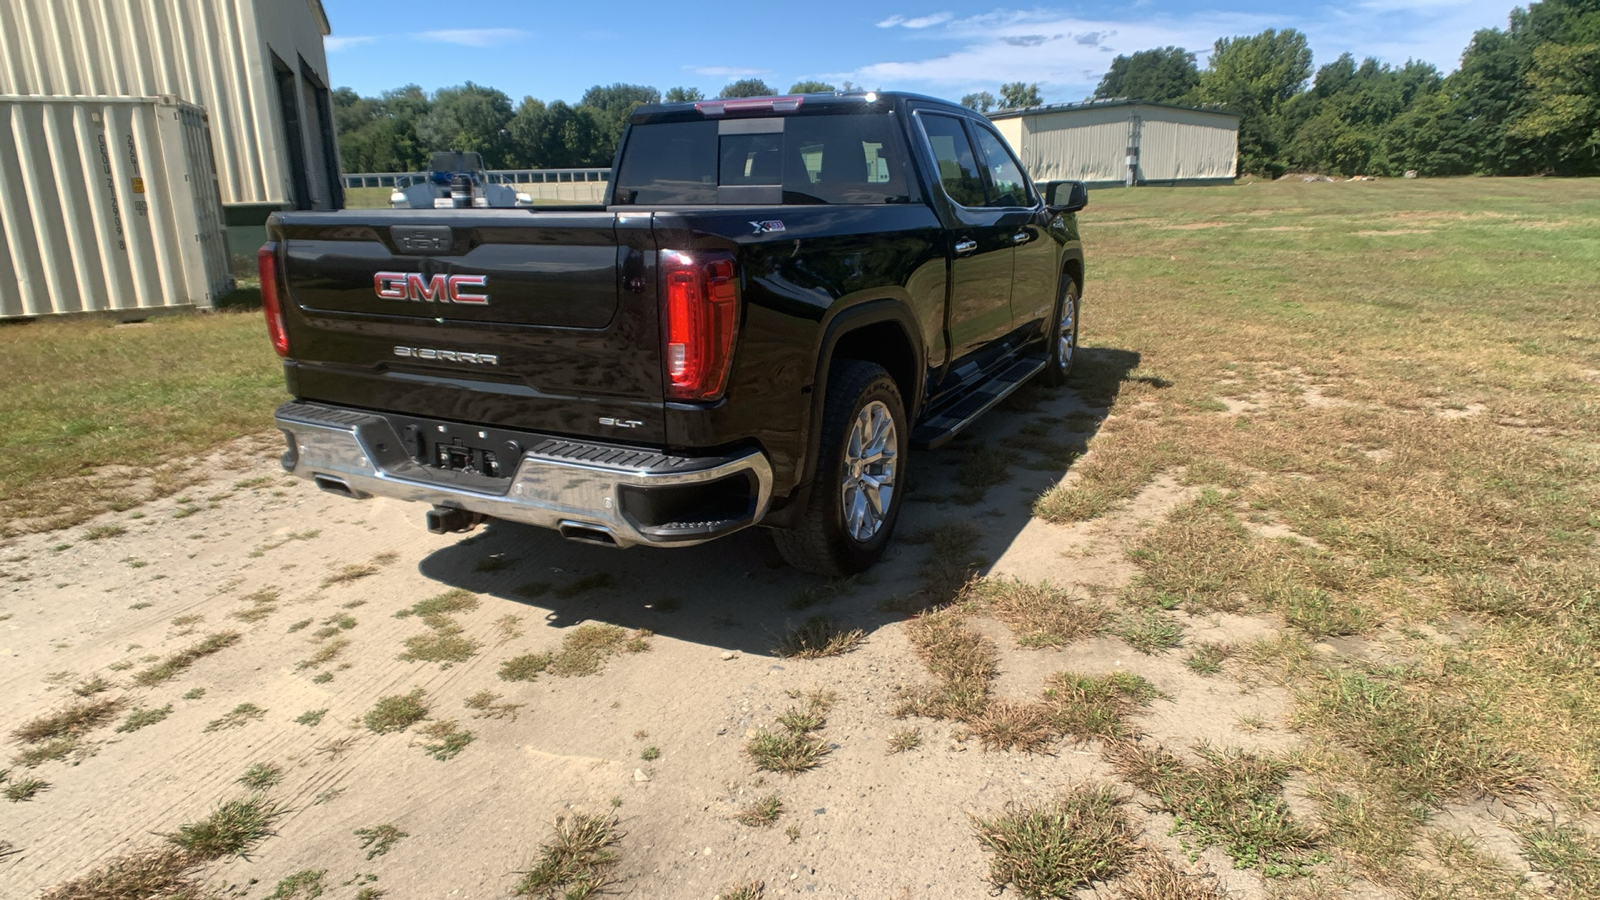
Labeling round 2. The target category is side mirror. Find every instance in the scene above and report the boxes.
[1044,180,1088,213]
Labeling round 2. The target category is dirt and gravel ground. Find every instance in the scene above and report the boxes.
[0,383,1562,900]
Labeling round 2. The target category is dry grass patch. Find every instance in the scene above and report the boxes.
[773,615,864,659]
[416,719,474,761]
[1115,608,1185,654]
[1113,854,1230,900]
[40,846,201,900]
[973,784,1138,899]
[953,444,1022,504]
[898,608,997,722]
[1514,820,1600,899]
[322,551,397,587]
[237,762,283,791]
[884,522,984,612]
[132,631,240,686]
[464,690,524,720]
[716,881,765,900]
[295,636,350,670]
[734,793,784,827]
[1299,668,1536,804]
[514,814,621,899]
[14,695,126,745]
[967,577,1109,648]
[500,624,651,681]
[1108,741,1320,875]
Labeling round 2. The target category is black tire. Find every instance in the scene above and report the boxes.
[771,360,908,576]
[1043,274,1080,387]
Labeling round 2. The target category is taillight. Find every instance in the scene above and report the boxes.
[257,242,288,358]
[662,251,739,400]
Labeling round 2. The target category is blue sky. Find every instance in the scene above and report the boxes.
[320,0,1517,104]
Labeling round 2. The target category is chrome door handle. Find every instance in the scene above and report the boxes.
[954,239,978,256]
[1011,231,1030,244]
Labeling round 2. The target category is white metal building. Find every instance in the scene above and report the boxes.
[1,0,341,225]
[991,100,1240,188]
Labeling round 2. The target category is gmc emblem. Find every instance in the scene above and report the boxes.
[374,271,489,304]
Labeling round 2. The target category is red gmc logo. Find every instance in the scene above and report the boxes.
[374,271,489,304]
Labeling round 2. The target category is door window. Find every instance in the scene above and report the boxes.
[917,114,987,208]
[971,126,1034,208]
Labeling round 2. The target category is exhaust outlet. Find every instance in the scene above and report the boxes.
[558,521,619,547]
[426,506,484,535]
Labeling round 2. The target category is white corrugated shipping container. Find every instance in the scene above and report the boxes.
[0,95,233,318]
[0,0,337,211]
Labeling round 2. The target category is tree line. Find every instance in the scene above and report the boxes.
[1080,0,1598,177]
[335,0,1596,178]
[333,78,848,172]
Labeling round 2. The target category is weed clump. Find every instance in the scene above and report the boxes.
[116,704,173,733]
[14,695,127,745]
[132,632,241,686]
[166,794,284,859]
[3,772,49,802]
[364,689,428,734]
[394,588,479,619]
[203,703,266,733]
[746,693,833,775]
[773,616,864,659]
[973,784,1137,898]
[1513,820,1600,899]
[1040,671,1159,741]
[355,823,409,860]
[734,793,784,827]
[514,814,621,898]
[464,690,524,720]
[416,720,474,761]
[887,727,922,754]
[237,763,283,790]
[1115,609,1184,654]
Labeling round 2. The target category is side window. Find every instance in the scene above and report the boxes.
[971,126,1034,208]
[918,114,986,208]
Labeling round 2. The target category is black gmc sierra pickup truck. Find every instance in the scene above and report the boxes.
[261,91,1087,575]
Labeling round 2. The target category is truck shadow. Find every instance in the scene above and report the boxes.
[417,346,1144,654]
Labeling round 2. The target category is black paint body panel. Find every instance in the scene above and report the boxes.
[266,92,1085,510]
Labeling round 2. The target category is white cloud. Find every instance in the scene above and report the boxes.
[877,12,954,28]
[846,3,1510,103]
[324,35,378,52]
[689,66,771,77]
[418,28,525,47]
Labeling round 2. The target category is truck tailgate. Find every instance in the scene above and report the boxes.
[272,210,666,444]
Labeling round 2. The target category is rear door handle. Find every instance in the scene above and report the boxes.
[954,239,978,256]
[1011,231,1030,244]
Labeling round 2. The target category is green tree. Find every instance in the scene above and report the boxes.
[333,85,430,172]
[1094,47,1200,103]
[416,82,515,167]
[1198,28,1313,176]
[960,91,996,112]
[998,82,1042,108]
[789,80,837,93]
[719,78,776,98]
[664,86,704,102]
[578,83,660,154]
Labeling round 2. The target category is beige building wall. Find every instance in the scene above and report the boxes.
[0,0,337,211]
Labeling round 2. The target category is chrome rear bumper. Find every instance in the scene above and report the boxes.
[274,402,772,548]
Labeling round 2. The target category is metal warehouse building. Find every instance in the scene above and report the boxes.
[1,0,340,270]
[991,100,1240,188]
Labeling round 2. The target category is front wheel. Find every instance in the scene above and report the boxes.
[771,361,908,576]
[1043,275,1080,386]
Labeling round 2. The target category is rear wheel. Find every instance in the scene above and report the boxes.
[1043,274,1080,386]
[771,361,908,576]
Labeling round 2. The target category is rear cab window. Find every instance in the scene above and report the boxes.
[613,112,917,205]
